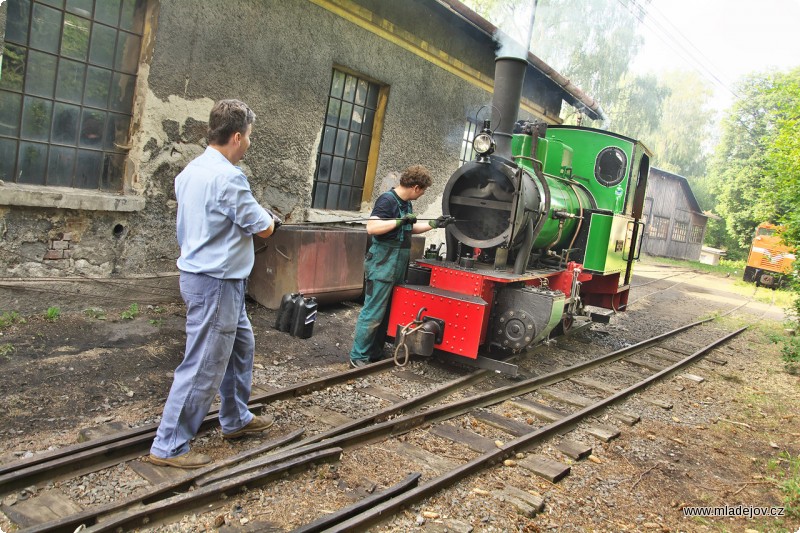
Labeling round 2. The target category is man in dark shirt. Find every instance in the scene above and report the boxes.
[349,165,454,367]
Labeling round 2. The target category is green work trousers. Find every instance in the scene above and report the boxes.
[350,238,410,362]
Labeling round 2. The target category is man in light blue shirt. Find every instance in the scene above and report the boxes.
[149,100,278,469]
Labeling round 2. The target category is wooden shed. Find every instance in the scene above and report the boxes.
[641,168,708,261]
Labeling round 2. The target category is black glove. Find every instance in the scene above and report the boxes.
[429,215,455,229]
[397,213,417,226]
[267,210,283,232]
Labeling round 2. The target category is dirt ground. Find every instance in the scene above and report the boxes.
[0,260,798,532]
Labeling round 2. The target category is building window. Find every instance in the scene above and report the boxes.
[648,216,669,239]
[312,69,382,211]
[671,221,688,242]
[689,224,703,244]
[459,118,479,166]
[0,0,147,191]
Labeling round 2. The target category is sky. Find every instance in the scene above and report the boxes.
[631,0,800,109]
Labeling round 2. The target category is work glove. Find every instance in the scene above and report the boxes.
[267,209,283,232]
[429,215,456,229]
[396,213,417,226]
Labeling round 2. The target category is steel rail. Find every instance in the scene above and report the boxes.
[0,360,396,493]
[19,316,728,532]
[322,325,749,532]
[184,314,722,486]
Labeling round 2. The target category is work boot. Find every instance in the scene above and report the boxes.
[148,450,212,469]
[350,358,369,368]
[222,414,275,439]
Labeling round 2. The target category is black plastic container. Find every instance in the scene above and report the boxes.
[290,296,318,339]
[274,292,300,332]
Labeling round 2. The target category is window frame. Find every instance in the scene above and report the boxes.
[648,215,670,240]
[458,117,479,166]
[671,220,688,242]
[689,224,703,244]
[311,66,388,212]
[0,0,151,205]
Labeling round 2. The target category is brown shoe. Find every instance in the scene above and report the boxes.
[222,414,275,439]
[148,450,212,469]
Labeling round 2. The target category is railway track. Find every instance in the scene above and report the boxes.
[0,308,747,532]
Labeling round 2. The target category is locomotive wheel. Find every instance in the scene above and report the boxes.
[552,314,574,337]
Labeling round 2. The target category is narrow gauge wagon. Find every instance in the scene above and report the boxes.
[743,222,796,289]
[387,57,652,374]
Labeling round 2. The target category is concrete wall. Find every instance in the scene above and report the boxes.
[0,0,566,311]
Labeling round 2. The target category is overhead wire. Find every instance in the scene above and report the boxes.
[616,0,741,100]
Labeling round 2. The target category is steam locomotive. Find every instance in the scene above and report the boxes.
[387,57,652,374]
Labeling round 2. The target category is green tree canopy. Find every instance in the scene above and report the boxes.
[708,68,800,255]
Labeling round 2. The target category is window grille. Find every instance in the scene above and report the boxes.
[689,224,703,244]
[312,69,381,211]
[672,221,688,242]
[0,0,147,190]
[648,216,669,239]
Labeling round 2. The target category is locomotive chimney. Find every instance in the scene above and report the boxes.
[491,56,527,161]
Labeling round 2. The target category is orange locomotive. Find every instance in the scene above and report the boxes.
[743,223,796,288]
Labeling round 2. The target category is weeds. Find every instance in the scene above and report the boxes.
[84,307,107,320]
[0,311,26,329]
[767,452,800,519]
[149,318,163,327]
[0,343,14,359]
[44,307,60,321]
[121,303,139,320]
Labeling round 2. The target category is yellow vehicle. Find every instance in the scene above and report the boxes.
[743,223,796,288]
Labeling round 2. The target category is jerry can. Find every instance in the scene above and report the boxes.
[290,296,318,339]
[274,292,300,332]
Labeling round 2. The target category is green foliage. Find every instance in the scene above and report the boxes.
[768,452,800,518]
[84,307,107,320]
[0,343,14,359]
[44,307,61,321]
[707,68,800,255]
[121,303,139,320]
[0,311,26,329]
[641,71,715,178]
[149,318,163,327]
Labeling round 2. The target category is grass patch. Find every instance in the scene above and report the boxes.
[121,303,139,320]
[44,306,61,321]
[84,307,107,320]
[0,311,26,329]
[0,343,14,359]
[767,452,800,519]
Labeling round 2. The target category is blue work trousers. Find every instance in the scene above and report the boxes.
[150,272,255,458]
[350,239,410,362]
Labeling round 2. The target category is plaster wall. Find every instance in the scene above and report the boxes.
[0,0,563,311]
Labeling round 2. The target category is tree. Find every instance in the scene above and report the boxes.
[462,0,647,126]
[707,68,800,255]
